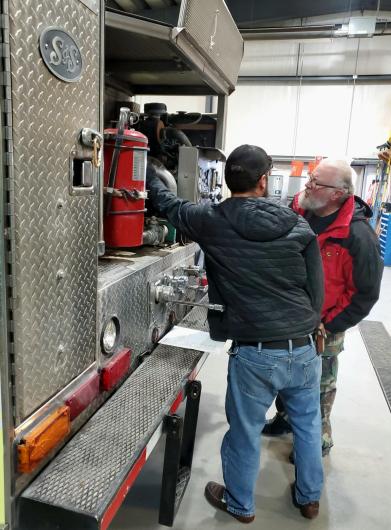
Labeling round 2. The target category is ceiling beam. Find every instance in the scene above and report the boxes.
[107,1,391,29]
[225,0,391,27]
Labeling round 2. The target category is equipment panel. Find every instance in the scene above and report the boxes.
[98,243,201,360]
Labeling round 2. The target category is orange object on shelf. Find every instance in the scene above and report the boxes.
[308,156,323,175]
[17,406,71,473]
[290,160,304,177]
[307,161,316,174]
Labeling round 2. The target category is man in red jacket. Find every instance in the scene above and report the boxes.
[263,158,383,457]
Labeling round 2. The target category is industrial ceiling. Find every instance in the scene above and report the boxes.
[107,0,391,27]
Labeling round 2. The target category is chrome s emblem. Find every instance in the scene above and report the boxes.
[39,27,83,82]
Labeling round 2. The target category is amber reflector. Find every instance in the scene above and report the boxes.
[17,406,70,473]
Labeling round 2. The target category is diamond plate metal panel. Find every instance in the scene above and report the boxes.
[98,244,199,359]
[178,0,243,87]
[179,301,209,332]
[8,0,101,423]
[78,0,99,14]
[20,341,203,516]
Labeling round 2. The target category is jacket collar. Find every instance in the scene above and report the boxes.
[293,194,355,243]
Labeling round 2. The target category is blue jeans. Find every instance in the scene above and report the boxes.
[221,341,323,517]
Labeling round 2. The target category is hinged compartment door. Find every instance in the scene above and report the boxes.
[7,0,101,423]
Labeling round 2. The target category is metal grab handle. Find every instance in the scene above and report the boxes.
[170,300,225,312]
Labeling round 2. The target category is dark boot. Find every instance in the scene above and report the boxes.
[291,483,319,519]
[204,482,255,524]
[262,413,292,436]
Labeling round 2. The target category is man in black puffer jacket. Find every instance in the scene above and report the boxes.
[147,145,324,522]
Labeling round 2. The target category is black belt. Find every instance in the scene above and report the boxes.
[236,335,312,350]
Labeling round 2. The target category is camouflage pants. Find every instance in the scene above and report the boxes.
[276,332,345,450]
[320,332,345,449]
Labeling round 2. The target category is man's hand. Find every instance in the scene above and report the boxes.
[314,323,327,354]
[318,322,328,338]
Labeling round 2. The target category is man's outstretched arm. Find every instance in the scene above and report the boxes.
[147,164,206,242]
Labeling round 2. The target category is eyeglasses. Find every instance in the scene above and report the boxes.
[307,174,346,190]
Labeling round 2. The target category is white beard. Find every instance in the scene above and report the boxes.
[298,191,329,212]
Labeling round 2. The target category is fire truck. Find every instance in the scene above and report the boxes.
[0,1,243,529]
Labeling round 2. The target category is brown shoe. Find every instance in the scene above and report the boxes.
[204,481,255,524]
[291,483,319,519]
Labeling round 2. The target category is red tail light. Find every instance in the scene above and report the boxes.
[101,349,131,391]
[65,372,100,420]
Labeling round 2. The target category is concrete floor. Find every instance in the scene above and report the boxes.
[112,267,391,530]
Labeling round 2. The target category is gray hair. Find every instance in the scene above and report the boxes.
[322,159,355,200]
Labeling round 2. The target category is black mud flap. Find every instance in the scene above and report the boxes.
[159,380,202,526]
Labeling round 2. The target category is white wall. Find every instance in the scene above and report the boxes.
[225,32,391,159]
[241,35,391,77]
[226,82,391,158]
[225,83,298,155]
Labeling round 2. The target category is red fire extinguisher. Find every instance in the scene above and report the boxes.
[103,108,149,248]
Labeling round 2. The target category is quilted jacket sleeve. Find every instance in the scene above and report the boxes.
[324,221,383,333]
[146,165,206,242]
[302,236,324,321]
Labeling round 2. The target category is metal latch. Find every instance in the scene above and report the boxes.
[69,128,102,195]
[80,128,103,168]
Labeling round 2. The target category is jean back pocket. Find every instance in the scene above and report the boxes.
[303,354,322,388]
[235,354,276,398]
